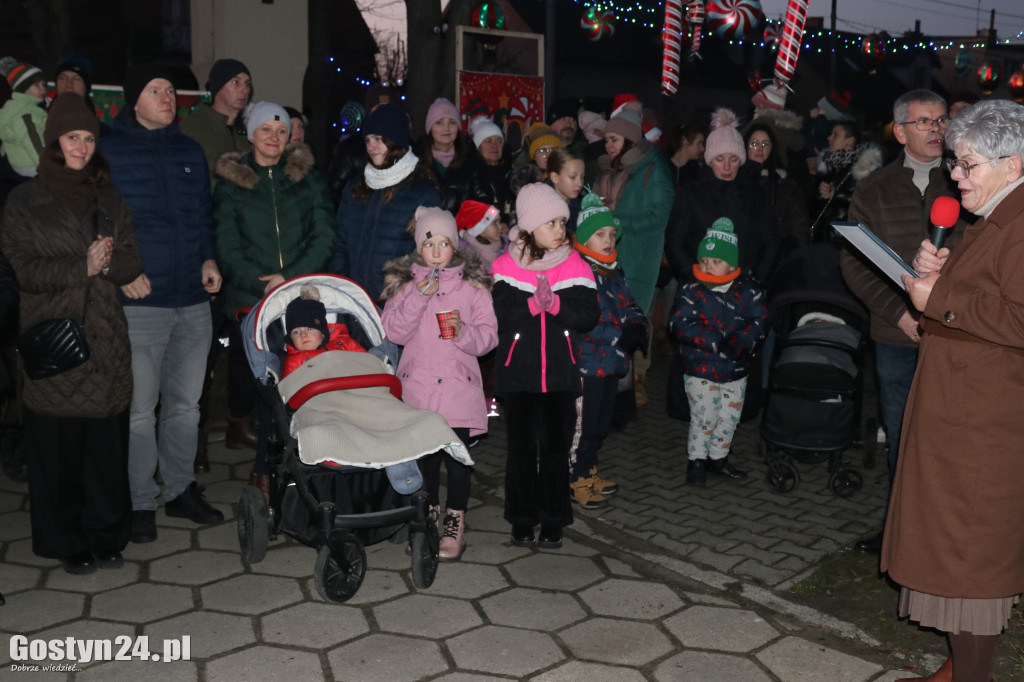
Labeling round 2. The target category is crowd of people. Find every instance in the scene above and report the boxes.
[2,50,1024,682]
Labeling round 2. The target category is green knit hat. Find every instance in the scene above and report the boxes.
[575,193,621,245]
[698,217,739,267]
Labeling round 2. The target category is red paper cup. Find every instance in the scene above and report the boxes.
[436,310,457,339]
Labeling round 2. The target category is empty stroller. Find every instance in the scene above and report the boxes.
[236,274,471,602]
[760,243,873,497]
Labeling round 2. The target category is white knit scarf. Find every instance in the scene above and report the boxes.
[364,150,419,190]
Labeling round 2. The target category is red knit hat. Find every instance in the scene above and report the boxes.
[456,200,500,238]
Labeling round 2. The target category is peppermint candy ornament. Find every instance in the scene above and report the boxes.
[686,1,705,61]
[581,6,616,41]
[662,0,685,95]
[706,0,763,41]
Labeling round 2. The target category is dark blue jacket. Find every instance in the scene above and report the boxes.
[576,253,648,379]
[101,109,216,309]
[670,272,768,383]
[329,176,440,301]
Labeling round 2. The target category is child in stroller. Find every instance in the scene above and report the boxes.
[236,273,471,603]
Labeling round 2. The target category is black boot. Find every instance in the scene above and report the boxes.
[686,459,707,487]
[708,457,748,480]
[855,530,884,555]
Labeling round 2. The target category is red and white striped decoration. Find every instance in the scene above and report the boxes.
[686,1,705,61]
[662,0,685,95]
[774,0,808,87]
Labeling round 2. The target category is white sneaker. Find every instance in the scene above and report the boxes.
[876,426,886,443]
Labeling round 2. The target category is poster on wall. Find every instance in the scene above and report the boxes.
[457,71,544,147]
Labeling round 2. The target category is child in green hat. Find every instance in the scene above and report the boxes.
[669,217,768,487]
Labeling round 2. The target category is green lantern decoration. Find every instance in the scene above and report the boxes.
[1009,70,1024,103]
[471,0,506,31]
[954,49,974,79]
[977,60,1002,95]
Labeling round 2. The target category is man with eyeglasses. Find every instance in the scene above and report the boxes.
[840,89,967,555]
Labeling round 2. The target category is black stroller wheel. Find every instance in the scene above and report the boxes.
[314,535,366,603]
[829,468,863,497]
[0,428,28,483]
[766,461,799,493]
[237,486,269,564]
[410,523,439,589]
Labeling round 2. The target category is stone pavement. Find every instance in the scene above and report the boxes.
[0,352,936,681]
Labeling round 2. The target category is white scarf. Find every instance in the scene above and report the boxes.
[364,150,419,190]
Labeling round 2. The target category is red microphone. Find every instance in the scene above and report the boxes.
[930,196,960,250]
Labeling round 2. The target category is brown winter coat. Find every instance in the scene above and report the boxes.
[841,153,966,347]
[881,182,1024,599]
[1,180,143,417]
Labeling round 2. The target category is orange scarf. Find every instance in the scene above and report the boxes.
[574,240,617,264]
[692,264,741,285]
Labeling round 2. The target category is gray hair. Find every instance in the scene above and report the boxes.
[945,99,1024,161]
[893,89,946,125]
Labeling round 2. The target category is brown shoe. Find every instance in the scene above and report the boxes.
[226,417,258,450]
[589,467,619,495]
[248,470,270,506]
[194,427,210,473]
[570,478,609,510]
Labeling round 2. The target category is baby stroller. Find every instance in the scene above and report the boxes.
[237,274,471,602]
[759,243,873,497]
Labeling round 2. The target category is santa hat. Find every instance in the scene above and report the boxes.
[456,200,500,238]
[611,93,640,118]
[751,83,787,111]
[818,91,854,121]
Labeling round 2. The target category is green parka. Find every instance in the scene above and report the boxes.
[212,144,335,315]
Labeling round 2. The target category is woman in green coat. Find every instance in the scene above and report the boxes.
[212,101,335,497]
[592,105,674,405]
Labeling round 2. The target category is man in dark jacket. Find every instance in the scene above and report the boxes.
[840,89,966,554]
[101,63,225,544]
[180,58,253,190]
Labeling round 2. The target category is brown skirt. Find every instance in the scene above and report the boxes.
[898,588,1019,636]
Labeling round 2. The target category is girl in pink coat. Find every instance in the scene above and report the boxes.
[380,206,498,561]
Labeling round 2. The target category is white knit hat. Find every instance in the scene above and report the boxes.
[472,121,503,148]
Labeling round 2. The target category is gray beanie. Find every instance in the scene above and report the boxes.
[246,101,291,140]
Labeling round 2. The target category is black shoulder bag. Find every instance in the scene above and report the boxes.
[17,208,97,380]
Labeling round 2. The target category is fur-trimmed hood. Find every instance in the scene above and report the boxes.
[752,108,803,132]
[817,142,884,182]
[379,249,492,301]
[215,142,315,190]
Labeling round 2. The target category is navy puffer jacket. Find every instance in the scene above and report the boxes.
[329,174,440,301]
[101,109,216,309]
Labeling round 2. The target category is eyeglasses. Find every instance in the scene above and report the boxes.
[748,140,772,148]
[898,116,950,131]
[945,155,1010,178]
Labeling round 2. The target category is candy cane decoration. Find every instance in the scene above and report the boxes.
[662,0,685,95]
[686,1,705,62]
[774,0,807,90]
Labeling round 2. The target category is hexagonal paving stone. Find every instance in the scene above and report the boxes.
[466,504,510,533]
[560,618,673,666]
[0,589,84,631]
[0,510,32,540]
[46,562,140,593]
[0,561,41,593]
[207,645,324,681]
[375,594,481,637]
[145,611,255,659]
[431,675,515,682]
[458,530,532,565]
[663,605,779,653]
[200,479,249,505]
[91,584,193,624]
[74,659,198,682]
[424,561,509,598]
[534,661,649,682]
[446,625,564,677]
[0,490,23,513]
[4,538,59,567]
[327,633,447,682]
[262,602,368,649]
[480,587,585,631]
[120,527,192,562]
[578,578,684,620]
[250,544,317,578]
[197,521,244,552]
[366,538,418,571]
[149,550,243,585]
[333,569,408,605]
[505,553,604,591]
[601,557,641,578]
[755,636,882,682]
[200,574,303,615]
[654,651,774,682]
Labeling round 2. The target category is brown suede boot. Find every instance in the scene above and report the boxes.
[570,478,609,510]
[248,470,270,506]
[226,417,258,450]
[589,467,619,495]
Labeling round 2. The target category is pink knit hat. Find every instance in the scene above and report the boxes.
[413,206,459,249]
[515,183,569,233]
[425,97,459,134]
[703,108,746,164]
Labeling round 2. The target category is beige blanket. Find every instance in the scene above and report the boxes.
[277,352,472,468]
